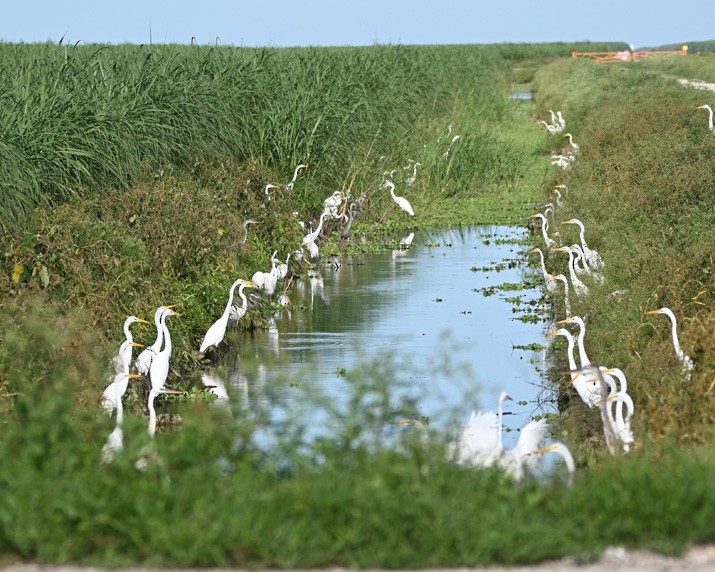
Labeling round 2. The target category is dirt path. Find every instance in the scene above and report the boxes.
[5,546,715,572]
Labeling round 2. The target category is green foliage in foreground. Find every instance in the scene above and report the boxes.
[1,323,715,568]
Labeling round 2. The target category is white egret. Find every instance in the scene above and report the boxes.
[405,162,421,186]
[262,252,282,296]
[534,443,576,483]
[101,371,144,463]
[110,315,150,373]
[200,279,257,353]
[570,243,604,283]
[323,191,345,219]
[452,392,512,468]
[552,187,564,208]
[286,163,308,191]
[556,111,566,130]
[548,273,571,317]
[499,418,549,482]
[645,308,695,378]
[527,248,558,293]
[148,308,183,437]
[561,218,604,270]
[564,133,580,153]
[102,369,144,415]
[443,134,460,159]
[135,305,176,375]
[306,239,320,262]
[240,219,257,245]
[264,183,282,200]
[552,246,589,298]
[601,368,635,452]
[539,120,560,135]
[548,329,600,407]
[528,213,556,248]
[276,252,291,280]
[302,212,329,246]
[251,250,279,290]
[696,105,715,132]
[574,364,619,455]
[383,180,414,216]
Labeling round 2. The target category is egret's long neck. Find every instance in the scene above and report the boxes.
[152,313,164,351]
[536,250,547,275]
[668,313,683,356]
[224,283,239,316]
[708,108,714,131]
[161,319,172,357]
[123,321,133,344]
[563,333,577,373]
[578,226,588,250]
[566,250,578,284]
[148,389,158,437]
[540,221,550,244]
[576,322,590,366]
[238,285,248,310]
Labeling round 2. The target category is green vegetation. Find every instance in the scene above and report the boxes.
[1,40,715,567]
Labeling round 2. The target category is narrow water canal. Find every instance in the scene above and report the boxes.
[198,226,553,449]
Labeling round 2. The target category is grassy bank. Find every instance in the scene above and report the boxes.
[531,55,715,455]
[5,41,715,568]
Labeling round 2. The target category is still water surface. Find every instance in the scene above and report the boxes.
[199,226,554,449]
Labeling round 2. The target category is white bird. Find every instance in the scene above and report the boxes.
[148,308,183,437]
[527,247,558,293]
[405,162,421,186]
[276,252,291,280]
[101,371,144,463]
[570,243,604,283]
[548,273,571,317]
[539,120,560,135]
[552,246,589,298]
[264,183,282,200]
[135,305,176,376]
[200,279,257,353]
[498,418,549,482]
[561,218,604,270]
[262,253,282,296]
[384,180,415,216]
[302,212,329,246]
[696,104,715,132]
[556,111,566,130]
[251,250,279,291]
[548,329,600,407]
[646,307,695,378]
[534,442,576,483]
[452,392,512,468]
[601,367,635,452]
[240,219,257,245]
[528,213,556,248]
[323,191,345,219]
[110,315,149,374]
[552,187,564,208]
[564,132,580,153]
[286,163,308,191]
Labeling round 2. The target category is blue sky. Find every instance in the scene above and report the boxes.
[2,0,714,49]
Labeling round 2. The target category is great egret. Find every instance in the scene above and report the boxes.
[548,273,571,317]
[286,163,308,191]
[498,418,549,482]
[561,219,604,270]
[323,191,345,219]
[570,243,604,283]
[200,279,257,353]
[264,183,282,200]
[534,443,576,483]
[262,252,282,296]
[528,213,556,248]
[573,364,619,455]
[102,370,144,415]
[696,105,715,132]
[527,248,558,293]
[240,219,257,245]
[443,134,460,159]
[645,307,695,378]
[148,308,183,437]
[552,246,589,298]
[384,180,415,216]
[276,252,291,280]
[302,212,329,246]
[406,162,421,186]
[539,120,560,135]
[556,111,566,130]
[564,133,580,153]
[552,187,564,208]
[101,372,144,463]
[110,315,150,373]
[251,250,279,290]
[601,368,635,453]
[548,329,600,407]
[135,305,176,375]
[452,392,512,468]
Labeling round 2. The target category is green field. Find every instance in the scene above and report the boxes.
[2,41,715,567]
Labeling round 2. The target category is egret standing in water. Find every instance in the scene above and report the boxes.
[200,279,257,353]
[646,307,695,378]
[135,305,176,375]
[452,392,512,468]
[383,180,415,216]
[148,308,183,437]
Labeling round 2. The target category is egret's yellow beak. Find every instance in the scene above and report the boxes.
[135,318,151,324]
[130,342,144,347]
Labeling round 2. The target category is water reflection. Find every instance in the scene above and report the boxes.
[197,226,553,449]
